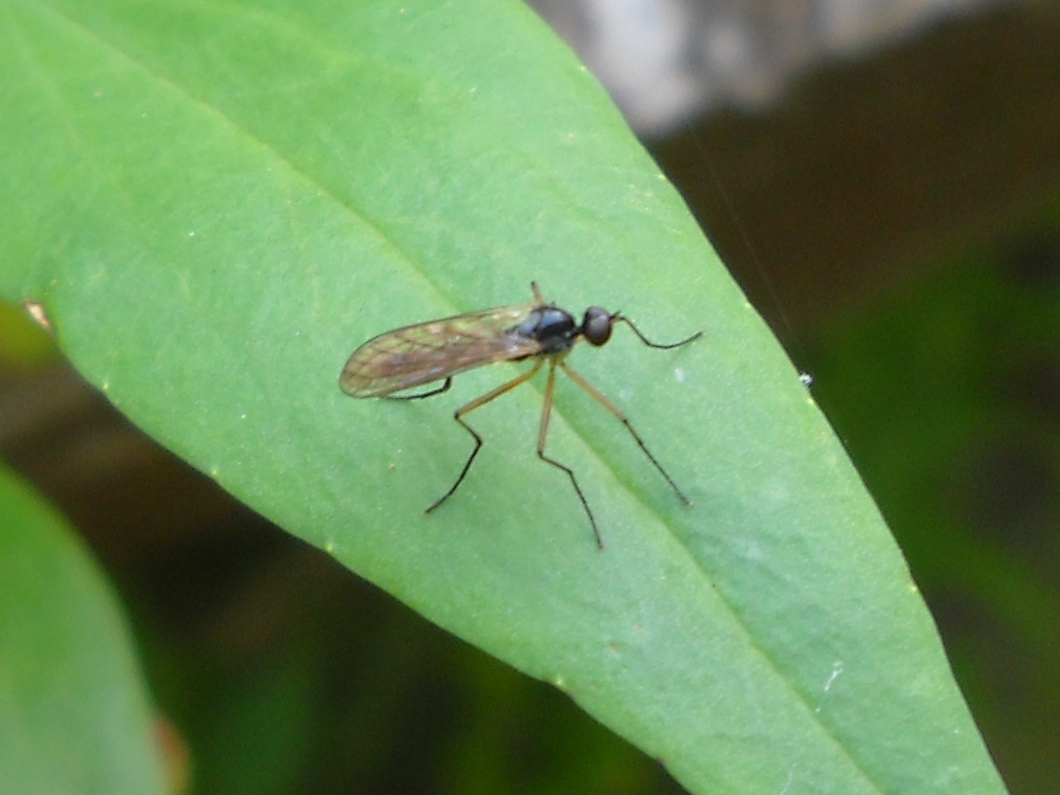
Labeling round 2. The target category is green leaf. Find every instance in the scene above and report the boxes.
[0,0,1005,792]
[0,464,165,795]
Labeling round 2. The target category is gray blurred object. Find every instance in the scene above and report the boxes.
[529,0,1024,136]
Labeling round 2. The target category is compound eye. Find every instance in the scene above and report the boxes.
[582,307,613,346]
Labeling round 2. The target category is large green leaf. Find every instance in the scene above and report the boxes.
[0,0,1005,792]
[0,465,165,795]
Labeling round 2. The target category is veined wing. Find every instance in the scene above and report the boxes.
[341,303,542,397]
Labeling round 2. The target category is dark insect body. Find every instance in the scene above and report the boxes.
[340,283,700,548]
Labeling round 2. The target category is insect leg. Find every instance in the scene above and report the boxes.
[385,377,453,401]
[426,360,543,514]
[614,316,702,350]
[537,362,604,549]
[560,362,692,506]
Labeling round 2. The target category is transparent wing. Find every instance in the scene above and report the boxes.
[340,303,542,397]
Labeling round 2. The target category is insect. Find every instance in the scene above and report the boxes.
[340,282,701,548]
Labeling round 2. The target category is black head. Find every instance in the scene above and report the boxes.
[581,306,614,347]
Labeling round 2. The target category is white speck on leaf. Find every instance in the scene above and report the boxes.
[815,661,844,713]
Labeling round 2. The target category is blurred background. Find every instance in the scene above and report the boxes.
[2,0,1058,792]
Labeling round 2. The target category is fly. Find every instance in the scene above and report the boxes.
[340,282,701,548]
